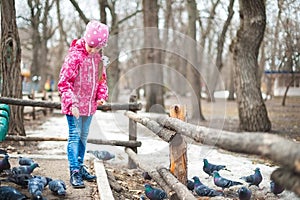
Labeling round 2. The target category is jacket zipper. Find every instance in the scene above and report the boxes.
[89,57,96,115]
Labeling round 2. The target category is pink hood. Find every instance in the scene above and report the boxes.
[58,38,108,116]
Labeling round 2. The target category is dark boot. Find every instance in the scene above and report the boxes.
[70,170,85,188]
[80,166,96,182]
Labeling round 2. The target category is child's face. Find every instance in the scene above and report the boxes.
[85,43,102,54]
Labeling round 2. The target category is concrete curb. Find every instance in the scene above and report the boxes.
[94,159,114,200]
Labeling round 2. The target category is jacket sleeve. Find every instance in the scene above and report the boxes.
[96,66,108,101]
[57,48,81,110]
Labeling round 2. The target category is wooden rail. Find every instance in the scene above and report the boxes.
[0,96,142,111]
[124,110,300,197]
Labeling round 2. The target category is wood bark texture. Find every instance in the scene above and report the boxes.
[157,116,300,174]
[157,167,197,200]
[1,0,25,135]
[233,0,271,131]
[0,97,142,111]
[124,111,176,142]
[169,105,188,185]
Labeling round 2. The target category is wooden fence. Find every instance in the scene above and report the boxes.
[0,96,299,198]
[123,110,300,198]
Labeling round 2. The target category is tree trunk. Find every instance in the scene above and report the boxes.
[143,0,164,113]
[0,0,25,136]
[103,0,120,102]
[233,0,271,131]
[209,0,235,102]
[186,0,205,120]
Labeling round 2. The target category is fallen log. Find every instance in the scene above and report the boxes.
[125,148,179,199]
[157,167,196,200]
[124,111,176,142]
[0,97,142,111]
[156,116,300,174]
[271,167,300,196]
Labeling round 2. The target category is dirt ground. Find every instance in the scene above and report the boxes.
[0,96,299,199]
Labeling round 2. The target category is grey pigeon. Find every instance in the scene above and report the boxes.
[0,149,7,155]
[0,186,29,200]
[87,150,115,161]
[0,173,32,188]
[192,176,223,197]
[144,184,167,200]
[186,179,194,191]
[139,195,146,200]
[238,186,252,200]
[32,175,52,187]
[213,171,243,190]
[28,177,45,200]
[203,158,228,177]
[0,154,10,173]
[192,176,204,188]
[142,171,152,180]
[18,157,35,166]
[270,180,284,195]
[240,168,262,187]
[12,163,39,175]
[48,179,67,196]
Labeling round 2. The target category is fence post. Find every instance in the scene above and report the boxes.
[31,89,36,120]
[128,95,137,169]
[169,104,187,185]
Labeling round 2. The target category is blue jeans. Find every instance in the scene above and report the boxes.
[66,115,93,172]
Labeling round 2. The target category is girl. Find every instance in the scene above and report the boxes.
[58,20,109,188]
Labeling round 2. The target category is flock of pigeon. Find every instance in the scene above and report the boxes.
[141,158,285,200]
[0,149,115,200]
[0,150,66,200]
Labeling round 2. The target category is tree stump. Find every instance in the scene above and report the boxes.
[169,105,187,185]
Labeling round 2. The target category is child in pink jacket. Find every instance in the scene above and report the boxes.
[58,20,109,188]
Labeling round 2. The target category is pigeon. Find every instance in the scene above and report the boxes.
[192,176,223,197]
[32,175,52,187]
[48,179,67,196]
[142,171,152,180]
[139,195,146,200]
[186,179,194,191]
[270,180,284,195]
[18,157,35,166]
[238,186,252,200]
[213,171,243,190]
[28,177,45,200]
[12,163,39,175]
[0,154,11,173]
[0,149,7,155]
[87,150,115,161]
[240,168,262,187]
[0,173,33,188]
[144,183,167,200]
[0,186,29,200]
[203,158,228,176]
[192,176,204,188]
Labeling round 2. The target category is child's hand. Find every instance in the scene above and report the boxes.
[97,99,105,106]
[71,107,80,119]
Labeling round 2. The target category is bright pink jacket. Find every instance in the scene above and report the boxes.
[58,38,108,116]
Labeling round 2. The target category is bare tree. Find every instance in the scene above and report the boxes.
[27,0,56,91]
[104,0,121,102]
[186,0,205,120]
[143,0,165,112]
[208,0,235,102]
[1,0,25,135]
[232,0,271,131]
